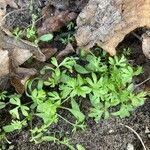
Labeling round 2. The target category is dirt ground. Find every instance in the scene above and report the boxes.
[0,0,150,150]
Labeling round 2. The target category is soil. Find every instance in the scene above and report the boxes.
[0,0,150,150]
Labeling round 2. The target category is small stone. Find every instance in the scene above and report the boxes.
[127,143,134,150]
[145,126,150,134]
[108,129,114,134]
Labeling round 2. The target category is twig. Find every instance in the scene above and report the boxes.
[120,123,147,150]
[135,77,150,88]
[131,32,142,41]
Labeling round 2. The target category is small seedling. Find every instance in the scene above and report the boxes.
[60,34,75,45]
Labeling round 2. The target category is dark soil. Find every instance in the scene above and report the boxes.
[0,0,150,150]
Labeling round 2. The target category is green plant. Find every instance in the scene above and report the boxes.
[60,34,75,45]
[122,47,132,56]
[0,52,147,149]
[13,27,24,40]
[67,22,75,31]
[12,14,53,44]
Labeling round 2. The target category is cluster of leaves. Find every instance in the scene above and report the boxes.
[0,51,147,149]
[60,22,75,45]
[13,14,53,44]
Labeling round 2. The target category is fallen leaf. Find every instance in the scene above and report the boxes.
[144,85,150,96]
[0,29,46,90]
[56,43,75,60]
[38,10,77,35]
[11,48,33,67]
[11,68,37,94]
[41,47,57,60]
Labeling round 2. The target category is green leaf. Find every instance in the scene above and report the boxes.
[21,106,29,117]
[133,66,143,76]
[89,107,104,122]
[60,57,76,70]
[89,94,100,107]
[3,120,23,132]
[60,72,72,83]
[36,100,59,124]
[0,102,6,109]
[71,98,80,111]
[74,64,89,74]
[68,100,85,123]
[0,91,7,100]
[48,91,61,102]
[112,104,133,118]
[76,144,86,150]
[130,92,147,107]
[9,107,20,119]
[39,33,53,42]
[68,109,85,123]
[51,57,58,67]
[41,136,57,142]
[9,96,21,106]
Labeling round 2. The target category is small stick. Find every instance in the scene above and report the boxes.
[131,32,142,41]
[135,77,150,88]
[120,123,147,150]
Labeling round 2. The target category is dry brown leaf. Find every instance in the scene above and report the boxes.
[145,85,150,96]
[11,68,37,94]
[38,10,77,35]
[56,43,75,60]
[41,47,57,60]
[11,48,33,66]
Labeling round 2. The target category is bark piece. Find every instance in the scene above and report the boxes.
[75,0,150,55]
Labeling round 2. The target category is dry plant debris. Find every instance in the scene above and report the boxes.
[56,43,75,60]
[38,10,77,35]
[0,0,47,91]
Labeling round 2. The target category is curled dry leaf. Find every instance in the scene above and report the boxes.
[38,10,77,35]
[11,68,37,94]
[56,43,75,60]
